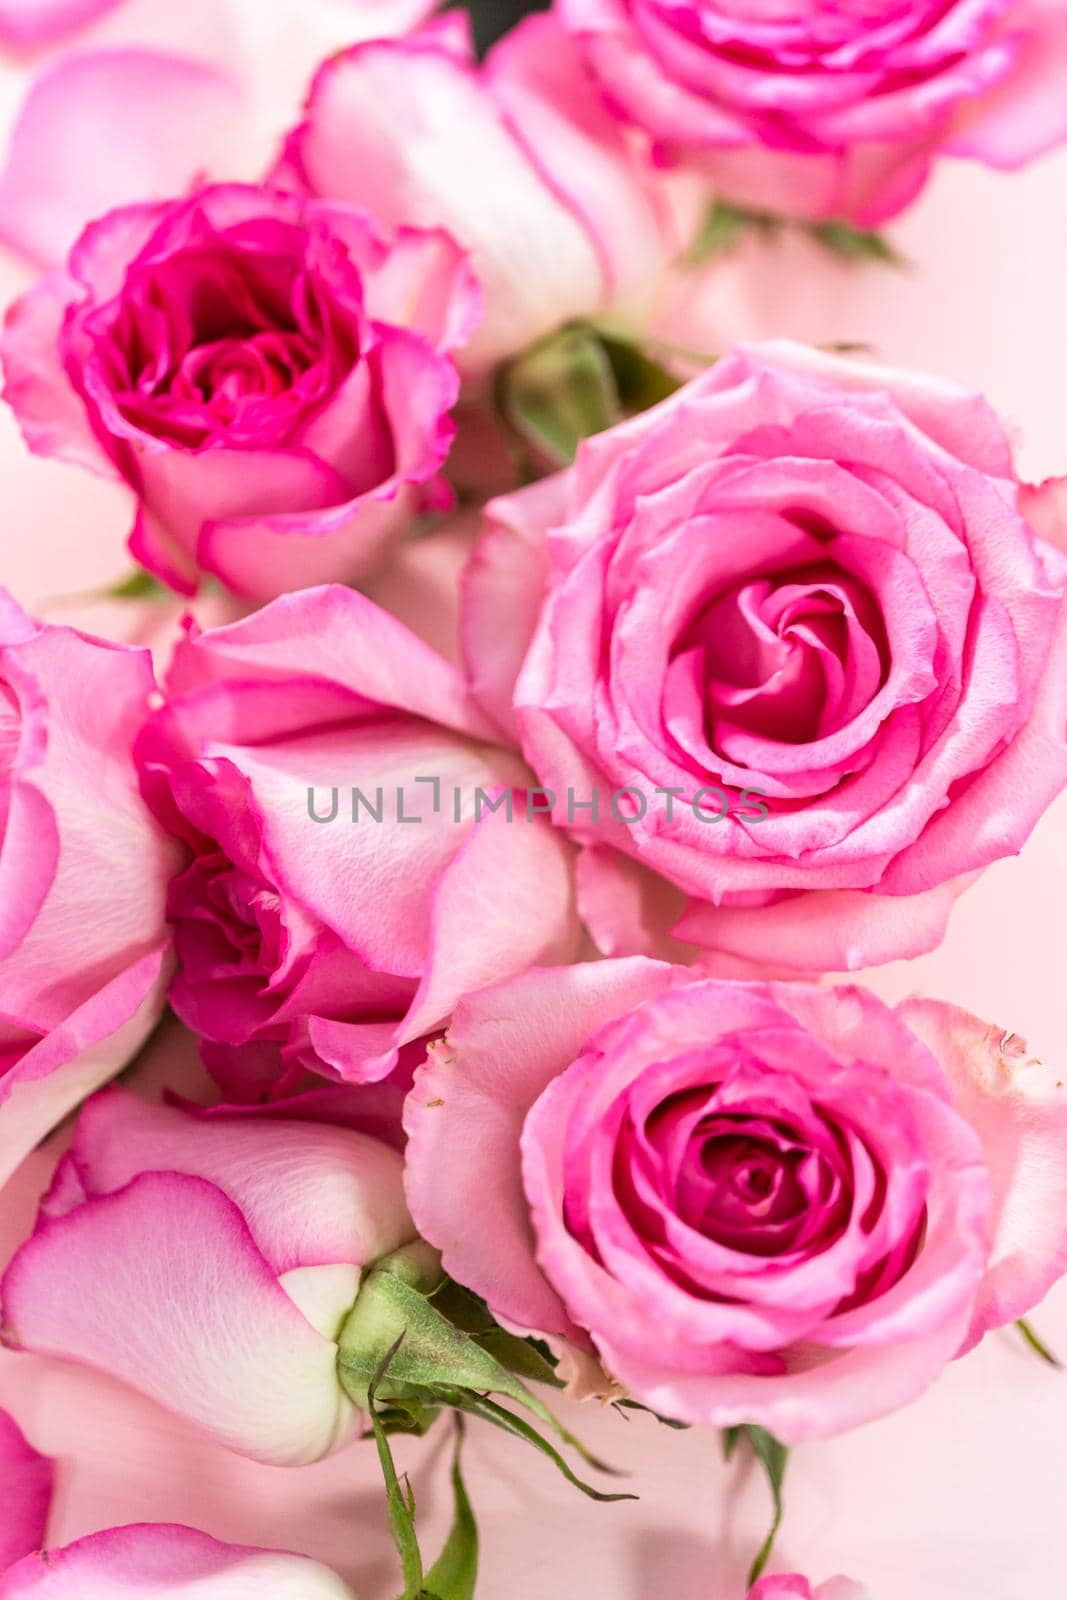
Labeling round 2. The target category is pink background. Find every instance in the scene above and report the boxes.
[2,140,1067,1598]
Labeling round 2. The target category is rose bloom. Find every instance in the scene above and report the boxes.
[0,1410,51,1570]
[556,0,1067,224]
[464,341,1067,972]
[0,1526,354,1599]
[0,592,177,1188]
[1,1085,422,1464]
[136,585,578,1098]
[406,962,1067,1441]
[750,1581,868,1600]
[2,183,479,599]
[281,11,699,372]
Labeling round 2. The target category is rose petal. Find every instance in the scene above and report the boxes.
[1,1171,354,1465]
[0,50,242,268]
[0,1523,355,1598]
[0,1410,51,1570]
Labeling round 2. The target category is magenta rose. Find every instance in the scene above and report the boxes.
[464,341,1067,972]
[2,183,479,599]
[406,963,1067,1441]
[136,585,578,1097]
[0,1525,355,1599]
[282,11,699,372]
[556,0,1067,223]
[0,591,177,1188]
[2,1086,422,1464]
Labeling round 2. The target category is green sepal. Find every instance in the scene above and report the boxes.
[430,1282,563,1390]
[614,1398,690,1430]
[436,1387,636,1505]
[807,220,904,265]
[339,1264,629,1505]
[496,324,620,466]
[597,331,683,415]
[1016,1317,1062,1369]
[339,1264,616,1463]
[686,200,784,262]
[104,570,170,599]
[496,322,684,468]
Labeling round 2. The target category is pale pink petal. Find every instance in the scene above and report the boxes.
[403,959,682,1340]
[576,844,691,958]
[946,0,1067,168]
[1,273,115,475]
[485,14,693,298]
[461,477,565,739]
[166,585,497,742]
[0,50,242,268]
[54,1086,415,1275]
[364,514,481,666]
[401,807,581,1045]
[0,1409,51,1570]
[675,879,967,972]
[292,32,605,370]
[0,0,122,46]
[1020,476,1067,556]
[0,944,170,1191]
[1,1172,354,1465]
[898,998,1067,1349]
[0,1523,355,1598]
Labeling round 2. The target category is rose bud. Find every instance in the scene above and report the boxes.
[406,963,1067,1442]
[557,0,1067,225]
[463,341,1067,972]
[135,584,578,1100]
[2,183,479,600]
[0,1410,52,1570]
[0,592,178,1188]
[1,1087,430,1465]
[280,11,698,373]
[0,1523,354,1598]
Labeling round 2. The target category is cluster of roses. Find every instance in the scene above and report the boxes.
[1,0,1067,1595]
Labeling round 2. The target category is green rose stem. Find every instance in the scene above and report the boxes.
[723,1424,790,1585]
[366,1338,478,1600]
[337,1245,634,1503]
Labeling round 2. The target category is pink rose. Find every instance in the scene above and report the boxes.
[464,341,1067,972]
[750,1580,868,1600]
[281,12,699,372]
[136,585,578,1097]
[2,183,479,599]
[0,1410,52,1570]
[1,1086,421,1464]
[556,0,1067,224]
[405,963,1067,1441]
[0,1524,354,1597]
[0,592,177,1189]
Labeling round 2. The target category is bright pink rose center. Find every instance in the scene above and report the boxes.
[559,1044,926,1315]
[90,229,362,451]
[167,841,289,1044]
[680,561,888,747]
